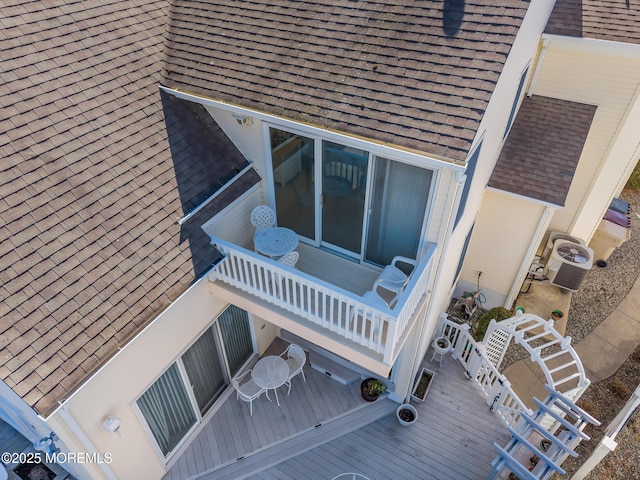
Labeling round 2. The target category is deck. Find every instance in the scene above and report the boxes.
[164,342,511,480]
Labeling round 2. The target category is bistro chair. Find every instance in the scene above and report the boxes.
[231,370,265,416]
[250,205,276,251]
[280,343,307,395]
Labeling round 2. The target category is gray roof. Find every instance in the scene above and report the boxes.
[0,1,258,416]
[545,0,640,45]
[162,0,533,162]
[488,95,597,206]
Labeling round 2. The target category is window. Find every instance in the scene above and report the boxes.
[454,141,482,229]
[503,64,530,139]
[136,306,253,459]
[453,223,475,285]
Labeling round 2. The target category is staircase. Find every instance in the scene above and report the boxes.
[486,385,600,480]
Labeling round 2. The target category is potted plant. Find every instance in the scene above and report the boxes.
[411,367,435,402]
[396,403,418,426]
[360,377,386,402]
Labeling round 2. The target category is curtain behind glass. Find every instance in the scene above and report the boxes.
[365,158,432,266]
[218,305,253,376]
[137,364,197,457]
[182,328,225,415]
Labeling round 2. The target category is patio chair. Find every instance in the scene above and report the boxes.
[348,288,399,342]
[231,370,266,416]
[373,256,417,296]
[280,343,307,395]
[273,251,299,297]
[250,205,277,251]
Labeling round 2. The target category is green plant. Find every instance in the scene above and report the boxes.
[472,307,513,341]
[362,378,386,396]
[626,160,640,190]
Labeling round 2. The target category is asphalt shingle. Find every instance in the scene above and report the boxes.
[162,0,532,163]
[1,1,258,416]
[488,95,597,206]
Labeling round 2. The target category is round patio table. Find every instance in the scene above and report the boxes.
[252,355,289,406]
[254,227,299,258]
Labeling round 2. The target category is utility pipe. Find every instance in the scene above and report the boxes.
[56,404,117,480]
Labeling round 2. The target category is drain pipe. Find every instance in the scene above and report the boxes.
[504,204,554,308]
[56,404,117,480]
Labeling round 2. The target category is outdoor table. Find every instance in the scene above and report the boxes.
[252,355,289,406]
[254,227,299,258]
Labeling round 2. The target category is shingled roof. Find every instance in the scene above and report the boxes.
[488,95,597,206]
[0,1,258,416]
[545,0,640,45]
[162,0,532,163]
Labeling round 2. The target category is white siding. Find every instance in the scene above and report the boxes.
[458,190,547,307]
[533,38,640,241]
[52,278,231,479]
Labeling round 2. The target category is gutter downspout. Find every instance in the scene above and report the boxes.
[404,169,466,403]
[56,404,117,480]
[504,205,554,308]
[527,38,549,97]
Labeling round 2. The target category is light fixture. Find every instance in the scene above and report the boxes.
[102,415,122,435]
[233,113,253,126]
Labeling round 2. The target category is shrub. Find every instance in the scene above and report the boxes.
[610,378,630,399]
[472,306,513,341]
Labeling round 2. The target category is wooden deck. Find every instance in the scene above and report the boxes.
[249,357,512,480]
[164,345,511,480]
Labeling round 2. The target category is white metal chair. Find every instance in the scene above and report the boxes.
[374,256,417,296]
[280,343,307,395]
[273,251,299,297]
[277,251,299,268]
[251,205,277,252]
[231,370,265,416]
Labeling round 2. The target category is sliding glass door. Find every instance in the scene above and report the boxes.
[137,306,253,460]
[268,126,433,264]
[321,141,368,254]
[365,158,433,266]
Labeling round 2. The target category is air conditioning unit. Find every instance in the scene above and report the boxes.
[544,241,594,291]
[541,231,586,261]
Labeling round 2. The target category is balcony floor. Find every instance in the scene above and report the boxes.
[164,340,511,480]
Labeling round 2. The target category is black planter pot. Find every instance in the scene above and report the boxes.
[360,378,384,402]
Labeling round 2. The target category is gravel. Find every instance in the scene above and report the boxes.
[497,188,640,479]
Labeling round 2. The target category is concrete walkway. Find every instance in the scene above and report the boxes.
[505,274,640,409]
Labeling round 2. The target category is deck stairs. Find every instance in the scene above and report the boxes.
[482,311,590,404]
[191,396,397,480]
[486,385,600,480]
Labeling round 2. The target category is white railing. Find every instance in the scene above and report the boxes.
[438,315,533,428]
[209,236,437,365]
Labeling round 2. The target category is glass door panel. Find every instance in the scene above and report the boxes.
[270,128,315,240]
[218,305,253,376]
[137,364,197,457]
[321,141,368,255]
[365,158,433,266]
[182,329,225,416]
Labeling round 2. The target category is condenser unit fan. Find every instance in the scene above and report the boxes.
[541,231,586,261]
[544,241,594,291]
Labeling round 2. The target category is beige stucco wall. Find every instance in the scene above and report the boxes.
[533,36,640,242]
[48,277,237,479]
[457,190,548,308]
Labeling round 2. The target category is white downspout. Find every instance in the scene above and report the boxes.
[504,205,554,308]
[527,38,549,97]
[402,169,466,402]
[56,404,118,480]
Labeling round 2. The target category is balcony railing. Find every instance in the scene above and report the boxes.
[208,236,437,365]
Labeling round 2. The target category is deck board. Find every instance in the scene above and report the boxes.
[165,344,512,480]
[248,358,512,480]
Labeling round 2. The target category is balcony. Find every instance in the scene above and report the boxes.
[207,235,437,370]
